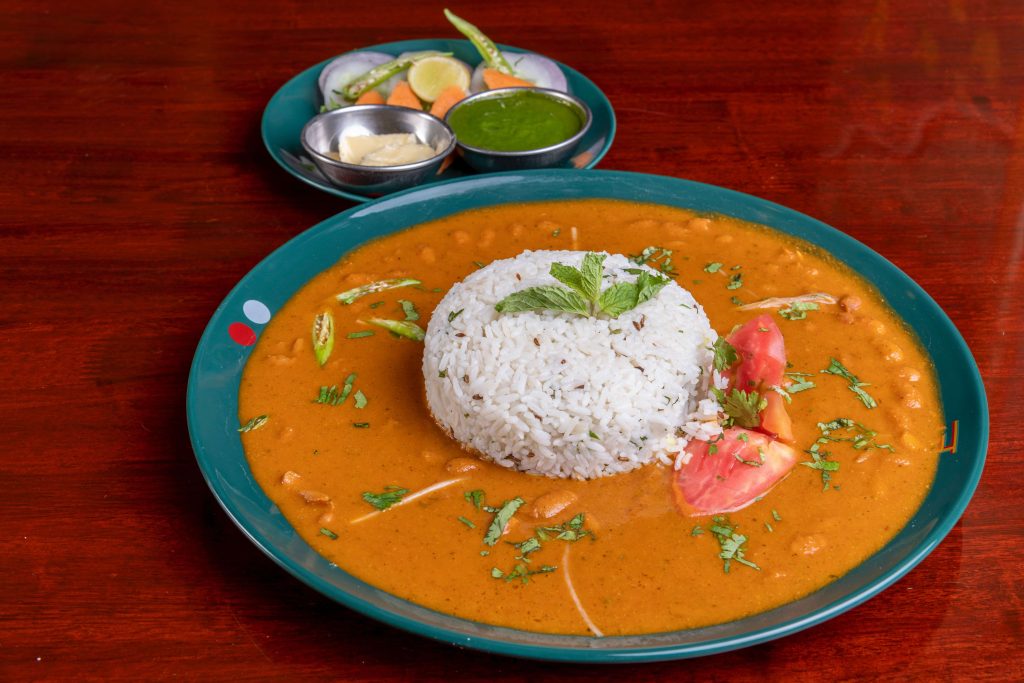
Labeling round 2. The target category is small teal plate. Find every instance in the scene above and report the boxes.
[261,40,616,202]
[187,170,987,662]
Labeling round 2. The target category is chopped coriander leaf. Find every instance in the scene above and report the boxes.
[457,516,476,529]
[398,299,419,322]
[369,301,384,309]
[588,430,601,440]
[779,301,819,320]
[772,509,782,521]
[711,387,767,429]
[737,432,750,442]
[538,513,593,542]
[438,369,447,378]
[352,422,370,428]
[336,278,421,304]
[691,526,704,536]
[730,296,744,306]
[346,331,375,339]
[238,414,268,433]
[708,444,719,455]
[765,522,774,532]
[785,371,817,393]
[472,261,486,269]
[514,537,542,558]
[709,515,760,573]
[630,245,677,275]
[704,262,723,273]
[821,358,878,408]
[448,308,464,323]
[319,527,338,540]
[313,373,356,406]
[492,563,557,584]
[483,498,524,546]
[361,485,409,511]
[464,489,484,509]
[353,390,368,409]
[800,418,893,490]
[552,228,561,237]
[726,273,743,290]
[712,337,739,372]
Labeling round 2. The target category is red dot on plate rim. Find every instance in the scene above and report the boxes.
[228,322,257,346]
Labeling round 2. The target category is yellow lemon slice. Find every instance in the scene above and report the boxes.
[407,56,471,103]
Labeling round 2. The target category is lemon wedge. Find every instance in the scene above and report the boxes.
[407,56,471,103]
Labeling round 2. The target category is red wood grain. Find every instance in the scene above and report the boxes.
[1,1,1021,680]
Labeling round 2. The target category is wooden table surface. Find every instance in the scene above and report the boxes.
[2,1,1021,680]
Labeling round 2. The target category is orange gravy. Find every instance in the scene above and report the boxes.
[238,200,942,636]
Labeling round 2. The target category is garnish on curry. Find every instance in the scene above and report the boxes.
[238,199,943,636]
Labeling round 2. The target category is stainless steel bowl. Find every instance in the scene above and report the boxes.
[300,105,456,195]
[444,87,592,173]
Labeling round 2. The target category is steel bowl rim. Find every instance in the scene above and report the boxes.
[300,105,457,173]
[444,86,593,158]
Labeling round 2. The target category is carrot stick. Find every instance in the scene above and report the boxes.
[354,90,384,105]
[429,85,467,120]
[386,81,422,110]
[482,68,533,89]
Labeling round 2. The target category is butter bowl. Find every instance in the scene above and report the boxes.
[300,105,456,195]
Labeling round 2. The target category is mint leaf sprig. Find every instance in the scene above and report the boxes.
[495,253,670,319]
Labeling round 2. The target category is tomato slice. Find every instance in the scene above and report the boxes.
[724,314,786,391]
[722,314,795,443]
[673,427,799,515]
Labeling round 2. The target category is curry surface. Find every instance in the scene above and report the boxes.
[238,200,943,636]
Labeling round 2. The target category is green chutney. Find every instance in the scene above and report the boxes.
[447,90,584,152]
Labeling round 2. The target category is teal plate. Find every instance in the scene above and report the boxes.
[261,40,616,202]
[187,170,987,662]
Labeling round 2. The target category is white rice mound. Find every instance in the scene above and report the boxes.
[422,250,723,480]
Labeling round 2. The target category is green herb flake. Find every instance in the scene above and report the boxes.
[709,515,760,574]
[691,526,704,537]
[398,299,419,322]
[779,301,820,321]
[492,563,557,585]
[785,371,817,394]
[800,418,893,490]
[772,509,782,522]
[238,415,268,433]
[704,262,723,273]
[588,430,601,441]
[319,527,338,540]
[821,358,877,408]
[346,330,375,339]
[457,516,476,529]
[464,489,485,509]
[735,452,762,467]
[552,228,561,237]
[726,273,744,290]
[538,513,593,543]
[630,245,677,275]
[765,522,774,533]
[352,422,370,428]
[483,498,524,546]
[353,389,368,409]
[711,387,767,429]
[311,311,335,367]
[314,373,357,407]
[337,278,421,305]
[730,296,744,306]
[448,308,464,323]
[712,338,739,372]
[366,318,425,341]
[514,537,542,558]
[472,261,486,269]
[438,369,448,378]
[369,301,384,309]
[361,485,408,511]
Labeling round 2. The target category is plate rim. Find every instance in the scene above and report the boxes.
[260,39,618,203]
[187,169,988,662]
